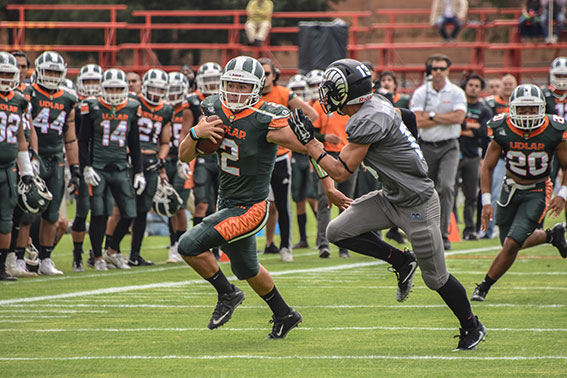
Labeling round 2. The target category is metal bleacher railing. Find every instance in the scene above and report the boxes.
[1,4,563,84]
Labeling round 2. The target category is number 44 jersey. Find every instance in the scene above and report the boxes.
[488,113,567,180]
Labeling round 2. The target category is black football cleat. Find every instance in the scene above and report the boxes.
[385,227,407,244]
[263,243,280,255]
[389,249,418,302]
[550,223,567,258]
[471,283,489,302]
[128,256,155,267]
[267,308,303,339]
[453,316,487,351]
[208,285,245,330]
[292,240,309,249]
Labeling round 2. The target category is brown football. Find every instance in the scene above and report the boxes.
[196,115,225,156]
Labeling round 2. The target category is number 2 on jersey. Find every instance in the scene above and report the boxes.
[220,138,240,176]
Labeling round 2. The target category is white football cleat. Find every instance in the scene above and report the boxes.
[94,259,108,271]
[16,259,38,277]
[104,251,131,269]
[280,247,293,262]
[166,242,184,263]
[39,258,64,275]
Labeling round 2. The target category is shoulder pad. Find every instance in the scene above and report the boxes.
[200,95,220,117]
[257,102,291,124]
[483,96,495,106]
[549,114,567,131]
[487,113,507,130]
[62,90,78,104]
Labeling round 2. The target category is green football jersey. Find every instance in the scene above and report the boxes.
[14,83,32,142]
[81,98,141,171]
[542,86,567,117]
[169,100,189,158]
[0,91,28,166]
[484,94,509,116]
[201,95,291,205]
[489,113,567,181]
[392,93,410,109]
[30,83,77,156]
[134,95,173,152]
[187,91,205,125]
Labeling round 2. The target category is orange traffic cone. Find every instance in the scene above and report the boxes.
[448,212,461,243]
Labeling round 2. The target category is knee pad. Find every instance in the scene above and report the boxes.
[325,219,342,243]
[72,217,87,232]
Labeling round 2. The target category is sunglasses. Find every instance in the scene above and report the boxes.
[431,66,448,72]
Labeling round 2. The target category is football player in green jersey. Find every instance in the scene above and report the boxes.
[543,57,567,117]
[70,64,103,272]
[79,68,146,271]
[0,52,35,280]
[473,84,567,302]
[30,51,81,275]
[164,71,193,263]
[125,68,172,266]
[177,56,349,339]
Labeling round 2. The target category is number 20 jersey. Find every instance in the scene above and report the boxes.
[201,94,290,206]
[488,114,567,181]
[80,98,141,171]
[30,83,77,156]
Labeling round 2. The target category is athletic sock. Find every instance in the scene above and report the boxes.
[436,274,477,330]
[297,213,307,242]
[111,217,133,256]
[205,269,233,295]
[89,216,108,258]
[73,242,83,261]
[38,245,54,260]
[130,213,146,259]
[167,218,175,246]
[261,286,290,318]
[0,249,8,271]
[333,231,408,267]
[480,274,497,289]
[193,217,203,227]
[175,230,185,243]
[104,234,113,251]
[15,247,25,260]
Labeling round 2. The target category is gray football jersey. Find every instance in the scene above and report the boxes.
[347,95,434,207]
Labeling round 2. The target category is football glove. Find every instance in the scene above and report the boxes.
[147,158,165,173]
[288,108,315,145]
[83,166,101,186]
[176,160,191,180]
[68,164,82,195]
[133,172,146,195]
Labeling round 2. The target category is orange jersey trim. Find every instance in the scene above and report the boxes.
[98,97,128,112]
[220,99,264,122]
[538,180,553,224]
[214,201,267,241]
[506,115,550,139]
[32,83,64,99]
[0,90,14,102]
[139,96,164,112]
[194,90,206,102]
[174,101,189,113]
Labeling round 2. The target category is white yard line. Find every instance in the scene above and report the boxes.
[0,354,565,361]
[0,326,565,333]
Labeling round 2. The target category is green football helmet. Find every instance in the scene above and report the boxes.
[509,84,546,131]
[220,56,265,111]
[0,52,20,92]
[152,180,183,217]
[142,68,169,105]
[34,51,67,90]
[17,176,53,214]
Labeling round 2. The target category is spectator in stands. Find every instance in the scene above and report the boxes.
[487,78,502,97]
[519,0,545,41]
[245,0,273,46]
[430,0,469,42]
[455,74,492,241]
[411,54,467,250]
[127,72,142,94]
[541,0,567,43]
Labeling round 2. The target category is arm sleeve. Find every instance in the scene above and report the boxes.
[453,87,468,112]
[128,117,143,173]
[399,108,418,138]
[78,114,93,167]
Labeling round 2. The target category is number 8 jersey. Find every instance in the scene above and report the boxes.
[488,113,567,180]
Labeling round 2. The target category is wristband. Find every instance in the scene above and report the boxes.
[189,128,199,141]
[481,193,492,206]
[557,185,567,201]
[316,151,328,164]
[309,157,329,179]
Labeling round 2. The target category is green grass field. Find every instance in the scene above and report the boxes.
[1,213,566,377]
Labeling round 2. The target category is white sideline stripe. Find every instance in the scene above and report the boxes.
[0,326,564,333]
[0,355,565,361]
[3,303,566,310]
[0,245,515,306]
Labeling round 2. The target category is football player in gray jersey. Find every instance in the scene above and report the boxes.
[289,58,486,351]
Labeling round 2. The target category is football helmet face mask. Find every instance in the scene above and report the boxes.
[509,84,546,131]
[220,56,265,112]
[34,51,67,90]
[287,74,309,101]
[0,52,20,92]
[142,68,168,105]
[18,176,53,214]
[76,64,103,97]
[305,69,324,101]
[196,62,222,96]
[152,180,183,217]
[101,69,129,106]
[167,72,189,106]
[550,57,567,91]
[319,59,373,115]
